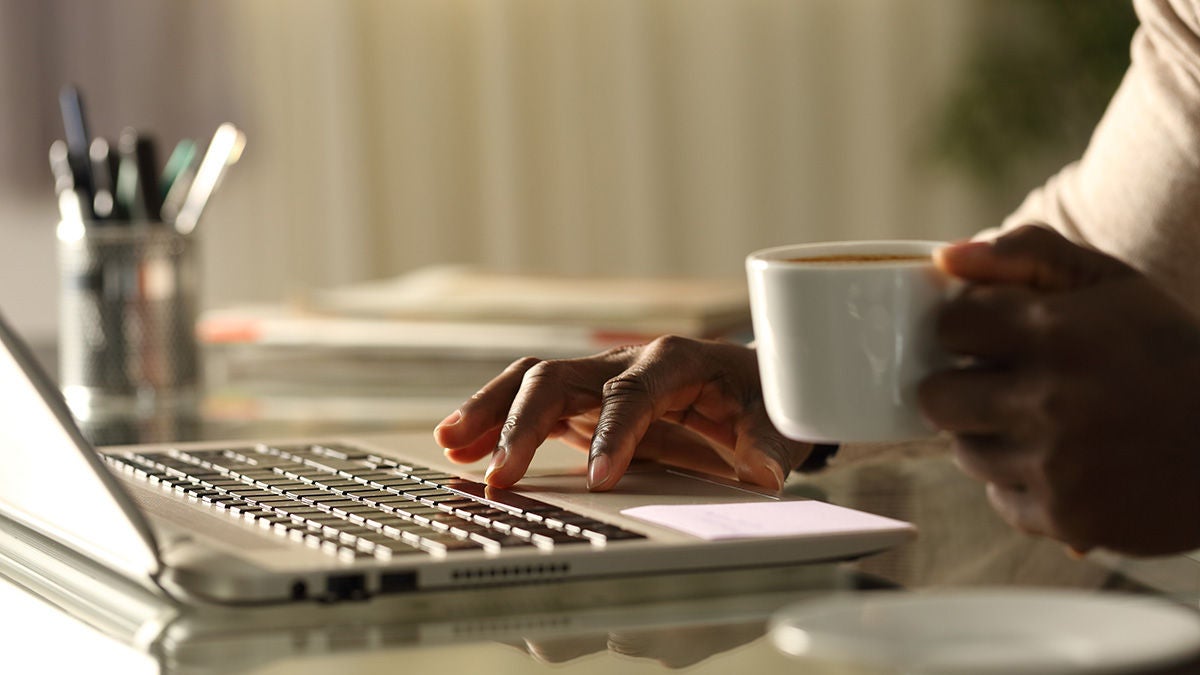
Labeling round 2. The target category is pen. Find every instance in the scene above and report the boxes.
[49,140,86,223]
[48,139,75,194]
[58,84,95,220]
[89,138,119,220]
[174,123,245,235]
[134,134,163,221]
[115,128,146,221]
[159,139,197,223]
[115,128,162,222]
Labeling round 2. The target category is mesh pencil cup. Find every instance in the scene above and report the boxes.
[57,221,200,410]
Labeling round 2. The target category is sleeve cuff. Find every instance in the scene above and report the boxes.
[796,443,840,472]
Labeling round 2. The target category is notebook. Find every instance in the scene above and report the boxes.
[0,309,915,605]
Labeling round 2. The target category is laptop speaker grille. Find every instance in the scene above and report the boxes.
[450,562,570,583]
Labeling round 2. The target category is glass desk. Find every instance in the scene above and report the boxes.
[3,347,1199,674]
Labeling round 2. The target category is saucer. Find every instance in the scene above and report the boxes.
[769,589,1200,674]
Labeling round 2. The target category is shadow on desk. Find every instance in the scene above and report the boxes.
[795,437,1124,592]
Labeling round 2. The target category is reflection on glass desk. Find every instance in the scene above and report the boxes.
[4,345,1200,674]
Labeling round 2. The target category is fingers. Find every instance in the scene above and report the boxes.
[435,353,625,486]
[434,357,541,454]
[920,361,1047,489]
[918,366,1033,434]
[947,433,1035,489]
[985,482,1053,539]
[936,224,1131,291]
[587,367,677,490]
[936,285,1043,361]
[730,415,811,491]
[441,425,503,465]
[586,336,716,490]
[437,336,774,492]
[486,352,632,487]
[633,420,740,480]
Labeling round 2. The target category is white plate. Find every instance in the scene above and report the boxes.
[769,589,1200,674]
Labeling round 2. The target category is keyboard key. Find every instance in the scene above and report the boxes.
[418,534,482,556]
[109,441,640,563]
[442,480,560,515]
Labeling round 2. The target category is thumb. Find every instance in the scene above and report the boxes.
[935,224,1131,292]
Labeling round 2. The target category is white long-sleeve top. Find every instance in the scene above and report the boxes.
[998,0,1200,314]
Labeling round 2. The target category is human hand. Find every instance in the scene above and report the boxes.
[433,336,814,492]
[918,225,1200,556]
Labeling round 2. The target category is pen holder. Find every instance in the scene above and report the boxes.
[57,221,200,410]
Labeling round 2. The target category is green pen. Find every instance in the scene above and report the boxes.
[160,139,197,204]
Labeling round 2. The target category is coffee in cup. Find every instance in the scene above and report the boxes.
[745,240,953,443]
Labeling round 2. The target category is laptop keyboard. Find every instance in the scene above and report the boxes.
[103,442,644,562]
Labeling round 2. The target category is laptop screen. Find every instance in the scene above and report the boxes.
[0,310,161,583]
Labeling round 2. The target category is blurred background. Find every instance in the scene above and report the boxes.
[0,0,1137,343]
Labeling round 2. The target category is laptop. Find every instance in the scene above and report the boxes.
[0,309,914,605]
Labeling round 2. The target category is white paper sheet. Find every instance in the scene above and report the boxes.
[621,500,913,541]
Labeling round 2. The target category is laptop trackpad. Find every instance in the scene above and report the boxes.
[518,462,778,509]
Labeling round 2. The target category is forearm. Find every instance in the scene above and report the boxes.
[989,0,1200,315]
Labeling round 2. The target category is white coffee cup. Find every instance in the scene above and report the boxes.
[745,240,954,443]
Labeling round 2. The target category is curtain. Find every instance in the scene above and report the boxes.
[0,0,987,338]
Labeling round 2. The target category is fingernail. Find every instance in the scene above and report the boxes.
[484,446,508,481]
[735,459,784,492]
[436,410,462,430]
[588,454,611,490]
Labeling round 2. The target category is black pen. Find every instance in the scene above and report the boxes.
[58,84,95,220]
[135,134,163,221]
[115,128,162,222]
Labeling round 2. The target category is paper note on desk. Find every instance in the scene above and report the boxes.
[622,501,914,541]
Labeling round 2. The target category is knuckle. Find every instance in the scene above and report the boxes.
[640,334,705,365]
[1019,296,1069,346]
[999,223,1058,252]
[1023,372,1066,426]
[601,370,653,401]
[506,356,544,374]
[522,359,563,383]
[522,358,591,391]
[648,334,697,352]
[597,342,645,362]
[591,415,627,443]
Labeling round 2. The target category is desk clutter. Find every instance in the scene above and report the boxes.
[50,83,245,409]
[49,83,245,233]
[198,265,753,407]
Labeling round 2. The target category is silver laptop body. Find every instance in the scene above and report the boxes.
[0,309,914,605]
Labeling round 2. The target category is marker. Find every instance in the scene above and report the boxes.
[134,134,163,221]
[159,139,198,223]
[174,123,245,235]
[115,128,147,221]
[115,129,162,222]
